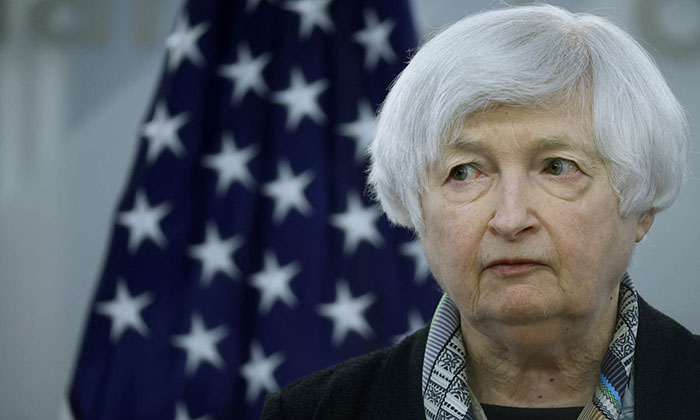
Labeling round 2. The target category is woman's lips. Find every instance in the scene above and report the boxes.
[486,261,545,277]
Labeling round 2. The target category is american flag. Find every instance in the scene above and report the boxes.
[68,0,440,418]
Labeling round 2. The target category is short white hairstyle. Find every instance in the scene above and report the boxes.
[368,4,690,234]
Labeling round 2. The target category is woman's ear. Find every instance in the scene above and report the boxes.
[635,212,655,243]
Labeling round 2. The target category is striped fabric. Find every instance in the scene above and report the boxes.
[423,274,639,420]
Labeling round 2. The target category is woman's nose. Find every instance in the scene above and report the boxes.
[487,176,540,241]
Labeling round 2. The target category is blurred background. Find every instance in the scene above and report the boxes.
[0,0,698,418]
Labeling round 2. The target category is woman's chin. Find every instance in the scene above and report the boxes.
[480,286,560,325]
[467,297,575,354]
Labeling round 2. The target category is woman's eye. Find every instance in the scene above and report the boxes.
[543,158,579,176]
[449,164,480,181]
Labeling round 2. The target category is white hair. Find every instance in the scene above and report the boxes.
[368,4,690,234]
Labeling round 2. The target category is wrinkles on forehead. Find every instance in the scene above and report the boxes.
[456,99,595,147]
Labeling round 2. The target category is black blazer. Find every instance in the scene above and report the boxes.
[262,297,700,419]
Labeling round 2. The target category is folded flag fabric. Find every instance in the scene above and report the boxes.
[68,0,440,418]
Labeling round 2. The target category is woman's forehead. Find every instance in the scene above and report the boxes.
[445,105,600,159]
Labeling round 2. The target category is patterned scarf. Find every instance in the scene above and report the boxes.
[422,274,638,420]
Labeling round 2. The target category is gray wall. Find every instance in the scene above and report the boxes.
[0,0,698,419]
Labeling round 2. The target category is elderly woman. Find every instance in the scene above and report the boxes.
[262,4,699,420]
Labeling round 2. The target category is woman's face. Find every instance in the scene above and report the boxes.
[420,105,652,333]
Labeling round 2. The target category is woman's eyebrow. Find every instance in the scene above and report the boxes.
[446,137,489,154]
[448,135,598,160]
[529,136,600,160]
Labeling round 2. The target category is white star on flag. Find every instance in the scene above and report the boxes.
[141,102,189,164]
[95,280,153,343]
[188,222,244,286]
[272,68,329,131]
[202,133,259,194]
[338,100,376,162]
[400,239,431,284]
[283,0,335,39]
[218,44,272,104]
[353,9,396,70]
[166,13,209,71]
[250,251,301,314]
[392,310,426,344]
[245,0,271,13]
[171,314,229,376]
[174,402,212,420]
[262,160,314,223]
[330,192,384,254]
[240,342,285,403]
[318,281,376,345]
[117,190,171,254]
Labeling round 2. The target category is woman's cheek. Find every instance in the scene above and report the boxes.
[445,178,491,204]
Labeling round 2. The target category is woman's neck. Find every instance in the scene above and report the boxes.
[461,296,619,408]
